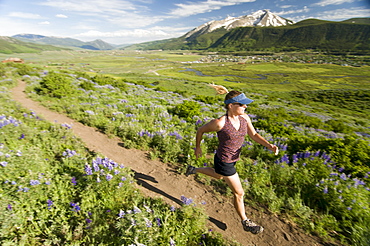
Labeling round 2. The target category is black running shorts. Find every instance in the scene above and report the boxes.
[214,154,237,177]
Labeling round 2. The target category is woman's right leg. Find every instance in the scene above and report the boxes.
[195,167,223,179]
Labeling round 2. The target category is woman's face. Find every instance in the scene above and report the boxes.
[229,102,247,115]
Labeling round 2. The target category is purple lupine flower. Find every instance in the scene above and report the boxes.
[70,202,81,212]
[156,218,161,226]
[353,178,366,187]
[7,204,12,210]
[292,154,298,163]
[30,180,40,186]
[71,177,77,185]
[118,210,125,218]
[63,149,77,157]
[19,134,25,139]
[133,206,142,214]
[106,174,113,181]
[323,186,328,194]
[61,123,72,129]
[195,119,203,125]
[170,206,176,212]
[303,151,311,158]
[47,199,53,209]
[85,110,95,115]
[0,161,7,167]
[144,218,152,227]
[85,164,93,175]
[130,218,136,226]
[169,131,183,140]
[180,195,193,205]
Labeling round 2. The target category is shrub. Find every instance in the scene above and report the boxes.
[171,100,201,122]
[37,71,76,98]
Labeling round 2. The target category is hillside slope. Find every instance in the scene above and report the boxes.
[11,80,327,246]
[135,19,370,53]
[12,34,115,50]
[0,36,68,54]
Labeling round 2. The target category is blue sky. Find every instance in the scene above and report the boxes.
[0,0,369,45]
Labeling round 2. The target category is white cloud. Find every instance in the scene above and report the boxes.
[56,14,68,18]
[107,13,164,28]
[168,0,256,17]
[312,0,355,7]
[76,28,178,39]
[74,26,187,43]
[38,0,160,28]
[288,7,370,22]
[314,7,370,20]
[39,0,137,14]
[275,6,310,16]
[279,5,294,9]
[8,12,43,19]
[39,21,50,25]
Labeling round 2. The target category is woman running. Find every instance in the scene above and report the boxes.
[186,86,278,234]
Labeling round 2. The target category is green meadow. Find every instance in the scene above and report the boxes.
[1,50,369,245]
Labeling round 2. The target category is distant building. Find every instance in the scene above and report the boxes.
[2,58,24,63]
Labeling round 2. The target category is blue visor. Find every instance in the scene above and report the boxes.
[224,93,254,105]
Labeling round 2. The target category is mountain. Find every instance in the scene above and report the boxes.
[185,10,293,39]
[341,18,370,25]
[0,36,69,54]
[130,12,370,54]
[80,39,116,50]
[12,34,116,50]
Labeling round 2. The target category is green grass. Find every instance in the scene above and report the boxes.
[1,51,369,245]
[0,65,235,246]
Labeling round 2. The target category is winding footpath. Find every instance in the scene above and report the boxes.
[11,80,324,246]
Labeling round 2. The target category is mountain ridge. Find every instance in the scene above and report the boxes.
[12,34,116,50]
[130,14,370,54]
[185,10,294,40]
[0,36,69,54]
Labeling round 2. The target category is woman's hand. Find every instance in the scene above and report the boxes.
[194,147,202,159]
[269,144,279,155]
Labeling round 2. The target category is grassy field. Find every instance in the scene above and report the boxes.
[3,50,368,92]
[1,50,369,245]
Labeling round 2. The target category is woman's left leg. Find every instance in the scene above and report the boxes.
[223,172,248,221]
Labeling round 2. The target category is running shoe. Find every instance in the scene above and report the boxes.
[185,165,196,177]
[242,219,264,234]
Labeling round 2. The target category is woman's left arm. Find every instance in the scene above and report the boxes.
[243,114,279,155]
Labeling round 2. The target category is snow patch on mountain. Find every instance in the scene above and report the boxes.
[185,10,294,38]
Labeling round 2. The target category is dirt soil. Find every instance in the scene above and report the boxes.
[11,80,327,246]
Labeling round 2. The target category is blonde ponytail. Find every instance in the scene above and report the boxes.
[208,83,229,95]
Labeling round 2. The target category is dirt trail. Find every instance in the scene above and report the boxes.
[11,80,325,246]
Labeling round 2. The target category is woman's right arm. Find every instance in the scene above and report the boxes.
[195,117,224,158]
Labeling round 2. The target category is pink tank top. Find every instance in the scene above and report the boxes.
[216,115,248,163]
